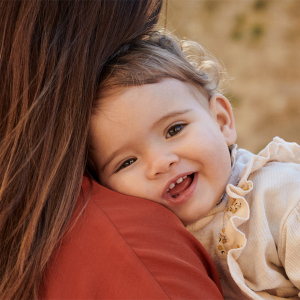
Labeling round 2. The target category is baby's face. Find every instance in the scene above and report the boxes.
[90,78,236,225]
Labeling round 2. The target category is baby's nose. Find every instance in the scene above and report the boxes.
[146,151,179,179]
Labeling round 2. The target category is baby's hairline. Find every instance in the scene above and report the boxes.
[94,77,212,114]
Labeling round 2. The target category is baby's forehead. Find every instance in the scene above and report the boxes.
[184,82,211,107]
[98,78,210,110]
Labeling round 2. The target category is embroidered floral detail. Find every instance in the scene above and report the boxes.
[218,245,226,254]
[242,182,252,191]
[218,228,227,254]
[226,198,242,213]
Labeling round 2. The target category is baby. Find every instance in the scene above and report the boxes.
[88,32,300,299]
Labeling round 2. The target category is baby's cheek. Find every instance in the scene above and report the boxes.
[109,176,138,196]
[108,178,125,193]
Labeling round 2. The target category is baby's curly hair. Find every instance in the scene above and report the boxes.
[96,31,224,106]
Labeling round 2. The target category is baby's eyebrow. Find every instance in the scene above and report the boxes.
[101,109,192,173]
[151,109,192,129]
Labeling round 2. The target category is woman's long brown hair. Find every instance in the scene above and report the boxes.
[0,1,162,299]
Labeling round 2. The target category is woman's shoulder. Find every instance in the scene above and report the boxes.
[40,176,224,300]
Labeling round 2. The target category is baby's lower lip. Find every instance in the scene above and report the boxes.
[163,173,198,206]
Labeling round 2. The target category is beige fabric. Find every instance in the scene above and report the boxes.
[187,137,300,300]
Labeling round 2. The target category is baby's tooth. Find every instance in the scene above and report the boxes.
[169,183,175,189]
[183,175,187,179]
[167,188,169,192]
[176,177,183,184]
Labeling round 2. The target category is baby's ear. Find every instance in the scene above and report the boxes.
[209,94,237,146]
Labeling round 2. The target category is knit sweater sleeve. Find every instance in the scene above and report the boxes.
[279,200,300,294]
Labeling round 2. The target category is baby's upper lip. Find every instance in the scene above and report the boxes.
[162,172,194,196]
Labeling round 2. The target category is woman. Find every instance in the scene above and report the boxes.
[0,1,223,299]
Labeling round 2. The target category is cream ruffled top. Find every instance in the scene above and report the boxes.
[186,137,300,300]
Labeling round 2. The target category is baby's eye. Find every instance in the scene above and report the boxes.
[115,158,137,172]
[166,124,186,138]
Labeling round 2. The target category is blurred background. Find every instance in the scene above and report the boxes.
[157,0,300,153]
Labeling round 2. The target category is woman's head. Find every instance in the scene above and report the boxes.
[0,1,162,299]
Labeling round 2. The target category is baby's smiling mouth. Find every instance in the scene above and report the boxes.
[167,174,194,198]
